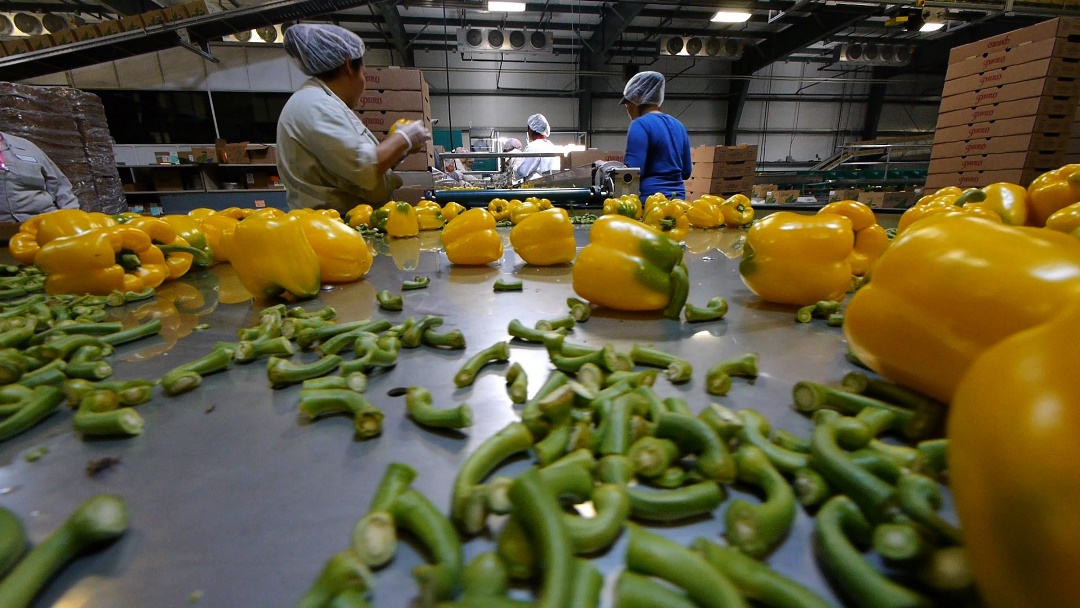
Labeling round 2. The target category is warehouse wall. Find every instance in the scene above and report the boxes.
[21,43,938,162]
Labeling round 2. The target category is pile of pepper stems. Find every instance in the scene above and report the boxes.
[0,255,964,608]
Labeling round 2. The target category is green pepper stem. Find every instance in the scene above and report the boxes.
[405,386,473,430]
[792,467,832,508]
[566,297,591,322]
[507,468,574,608]
[629,344,692,383]
[453,341,510,388]
[725,445,796,559]
[402,275,431,290]
[625,524,745,608]
[694,538,833,608]
[505,362,528,404]
[661,263,690,320]
[451,422,533,534]
[73,407,144,437]
[615,571,697,608]
[684,297,728,323]
[536,315,576,331]
[376,290,403,311]
[493,278,523,292]
[99,319,163,347]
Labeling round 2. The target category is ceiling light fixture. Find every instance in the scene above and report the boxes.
[488,1,526,12]
[711,10,751,23]
[920,21,944,32]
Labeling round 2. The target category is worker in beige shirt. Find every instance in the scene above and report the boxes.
[0,131,79,222]
[276,24,431,214]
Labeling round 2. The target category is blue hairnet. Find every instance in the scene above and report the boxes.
[621,71,665,106]
[284,24,365,76]
[527,114,551,137]
[502,138,522,152]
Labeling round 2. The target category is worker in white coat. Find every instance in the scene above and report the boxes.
[277,24,431,214]
[513,114,560,182]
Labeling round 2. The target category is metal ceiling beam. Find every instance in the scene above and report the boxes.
[371,0,415,66]
[734,7,879,76]
[586,2,644,69]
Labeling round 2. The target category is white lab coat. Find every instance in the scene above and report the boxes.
[276,78,401,214]
[513,138,560,181]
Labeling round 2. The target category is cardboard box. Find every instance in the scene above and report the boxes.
[398,171,435,189]
[940,79,1080,113]
[179,147,218,164]
[925,168,1046,190]
[364,67,426,91]
[935,114,1073,144]
[937,95,1078,129]
[215,140,250,164]
[72,24,101,42]
[396,141,435,171]
[26,35,53,52]
[767,189,801,205]
[947,36,1080,80]
[246,144,277,165]
[942,56,1080,97]
[153,151,177,165]
[602,151,625,163]
[931,132,1069,158]
[752,184,779,199]
[691,159,755,179]
[117,15,145,31]
[356,111,431,133]
[161,4,188,22]
[829,189,864,202]
[244,171,274,189]
[567,149,606,168]
[928,150,1064,174]
[96,20,123,37]
[690,144,757,163]
[2,39,30,56]
[687,175,754,195]
[142,10,168,28]
[949,17,1080,63]
[357,89,430,113]
[182,0,217,18]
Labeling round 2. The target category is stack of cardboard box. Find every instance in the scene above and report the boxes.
[684,144,757,200]
[0,1,216,58]
[1067,108,1080,164]
[354,67,434,203]
[926,17,1080,191]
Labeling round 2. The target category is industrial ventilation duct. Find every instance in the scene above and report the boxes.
[835,43,913,66]
[660,36,744,60]
[457,28,554,53]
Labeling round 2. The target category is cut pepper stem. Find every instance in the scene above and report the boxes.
[684,297,729,323]
[566,297,591,322]
[405,386,473,429]
[505,362,528,404]
[493,278,523,292]
[402,275,430,290]
[536,315,576,331]
[422,328,466,349]
[453,341,510,388]
[267,355,343,388]
[507,319,565,344]
[376,290,403,311]
[629,344,692,383]
[661,263,690,320]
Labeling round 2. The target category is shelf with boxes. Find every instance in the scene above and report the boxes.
[685,144,758,200]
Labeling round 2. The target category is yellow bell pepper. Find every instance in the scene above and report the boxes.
[1045,201,1080,233]
[643,193,669,216]
[251,208,285,220]
[509,199,540,225]
[416,199,440,211]
[198,214,240,263]
[112,211,143,223]
[416,204,446,231]
[685,197,722,229]
[385,201,419,238]
[896,203,961,234]
[161,215,214,267]
[1027,164,1080,227]
[442,208,503,265]
[297,212,372,283]
[125,216,206,281]
[844,214,1080,403]
[441,201,465,222]
[509,208,576,266]
[738,212,854,306]
[526,197,552,211]
[948,299,1080,608]
[228,213,321,300]
[216,207,249,220]
[669,198,690,213]
[642,201,689,242]
[9,209,116,265]
[955,182,1029,226]
[488,198,511,222]
[817,200,888,276]
[188,208,217,222]
[719,194,755,227]
[35,225,168,295]
[603,196,641,220]
[572,215,688,318]
[913,186,963,207]
[346,204,374,229]
[957,202,1004,224]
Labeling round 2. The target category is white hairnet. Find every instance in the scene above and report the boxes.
[621,71,666,107]
[502,138,522,152]
[527,114,551,137]
[284,24,365,76]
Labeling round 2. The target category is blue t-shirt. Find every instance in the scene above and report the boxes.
[623,112,692,199]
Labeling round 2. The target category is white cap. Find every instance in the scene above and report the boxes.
[502,138,522,152]
[527,113,551,137]
[621,71,665,107]
[284,24,365,76]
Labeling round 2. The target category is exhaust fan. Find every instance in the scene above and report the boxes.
[661,35,743,59]
[457,28,554,53]
[13,13,42,35]
[835,43,912,66]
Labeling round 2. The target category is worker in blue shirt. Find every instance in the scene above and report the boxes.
[620,71,692,200]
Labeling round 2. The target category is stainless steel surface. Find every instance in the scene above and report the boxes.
[0,218,945,608]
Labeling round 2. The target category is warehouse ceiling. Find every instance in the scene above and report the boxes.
[0,0,1076,80]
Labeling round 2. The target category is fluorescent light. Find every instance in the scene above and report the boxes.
[711,10,751,23]
[920,21,945,32]
[488,1,526,11]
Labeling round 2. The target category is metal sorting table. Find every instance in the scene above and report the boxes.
[0,214,952,608]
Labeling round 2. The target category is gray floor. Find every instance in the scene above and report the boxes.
[0,216,946,608]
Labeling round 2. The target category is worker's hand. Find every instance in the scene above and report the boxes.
[395,121,431,153]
